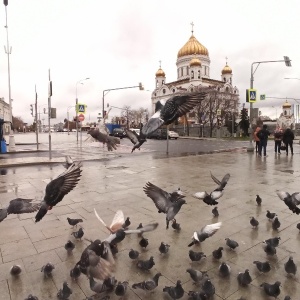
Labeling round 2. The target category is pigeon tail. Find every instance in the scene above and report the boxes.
[35,203,48,223]
[188,240,196,247]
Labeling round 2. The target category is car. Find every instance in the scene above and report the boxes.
[129,128,140,135]
[168,130,179,139]
[112,128,126,138]
[148,129,167,140]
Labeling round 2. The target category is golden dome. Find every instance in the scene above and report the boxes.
[222,63,232,74]
[283,100,291,108]
[155,68,165,77]
[177,34,209,58]
[189,57,201,67]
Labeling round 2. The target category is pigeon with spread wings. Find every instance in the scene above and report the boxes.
[0,198,40,222]
[143,182,186,229]
[35,162,82,222]
[276,191,300,214]
[193,172,230,205]
[124,128,146,153]
[94,209,125,234]
[141,91,208,137]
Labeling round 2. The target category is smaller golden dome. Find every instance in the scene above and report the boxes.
[283,100,291,108]
[222,63,232,74]
[190,57,201,67]
[155,68,165,77]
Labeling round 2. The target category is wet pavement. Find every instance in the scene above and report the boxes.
[1,134,300,299]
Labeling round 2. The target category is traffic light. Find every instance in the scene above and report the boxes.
[3,0,8,6]
[139,82,144,90]
[30,104,33,116]
[284,56,292,67]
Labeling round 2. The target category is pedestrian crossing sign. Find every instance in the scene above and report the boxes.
[246,89,257,103]
[76,103,86,114]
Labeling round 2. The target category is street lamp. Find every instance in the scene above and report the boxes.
[247,56,292,152]
[102,83,144,121]
[75,77,89,142]
[3,0,15,151]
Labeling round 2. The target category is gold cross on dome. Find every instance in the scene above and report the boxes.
[225,56,228,64]
[190,22,194,34]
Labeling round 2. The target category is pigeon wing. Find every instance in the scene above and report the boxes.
[7,198,40,215]
[141,111,164,136]
[276,191,290,200]
[124,223,159,235]
[210,190,224,200]
[109,210,125,233]
[291,192,300,205]
[44,162,82,206]
[143,182,171,213]
[94,208,111,233]
[210,172,221,185]
[199,222,222,237]
[193,191,208,199]
[124,128,139,145]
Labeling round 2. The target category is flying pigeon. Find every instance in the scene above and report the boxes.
[201,278,215,298]
[188,222,222,246]
[237,269,252,286]
[212,207,219,217]
[266,210,277,221]
[132,272,162,291]
[41,263,55,277]
[256,194,262,205]
[159,242,170,254]
[70,264,81,281]
[35,162,82,222]
[172,219,181,231]
[94,209,125,234]
[137,256,155,270]
[272,217,281,231]
[263,237,281,247]
[193,173,230,205]
[67,217,83,228]
[219,262,231,277]
[186,268,207,284]
[212,247,223,260]
[260,281,281,298]
[10,265,22,276]
[0,198,40,223]
[143,181,186,229]
[250,217,259,228]
[276,191,300,214]
[115,281,129,297]
[163,280,185,300]
[141,91,208,137]
[284,257,297,275]
[253,261,271,273]
[64,240,75,252]
[129,249,140,259]
[225,238,239,250]
[57,281,72,300]
[71,227,84,240]
[124,127,147,152]
[189,250,206,262]
[24,295,39,300]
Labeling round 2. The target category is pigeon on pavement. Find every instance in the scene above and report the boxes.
[250,217,259,228]
[67,217,83,228]
[219,262,231,277]
[10,265,22,276]
[137,256,155,270]
[89,276,109,294]
[57,281,72,299]
[35,162,82,222]
[297,223,300,231]
[201,278,215,298]
[132,272,162,291]
[284,257,297,275]
[172,219,181,231]
[129,249,140,259]
[225,238,239,250]
[0,198,40,223]
[212,207,219,217]
[163,280,185,300]
[141,91,208,137]
[115,281,129,297]
[70,264,81,281]
[284,296,291,300]
[256,195,262,205]
[41,263,55,277]
[264,243,277,256]
[186,268,207,284]
[263,237,281,247]
[260,281,281,298]
[159,242,170,254]
[266,210,277,220]
[272,217,281,230]
[139,237,149,249]
[143,181,186,229]
[212,247,223,260]
[187,291,208,300]
[253,261,271,273]
[189,250,206,262]
[277,191,300,214]
[237,269,252,286]
[124,128,147,152]
[72,227,84,240]
[188,222,222,247]
[24,295,39,300]
[64,240,75,252]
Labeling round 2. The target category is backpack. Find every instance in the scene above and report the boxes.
[257,130,263,140]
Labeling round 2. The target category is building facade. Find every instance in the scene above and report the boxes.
[151,28,239,124]
[0,97,10,135]
[277,100,295,130]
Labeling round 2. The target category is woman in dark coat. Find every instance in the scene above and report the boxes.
[282,128,294,155]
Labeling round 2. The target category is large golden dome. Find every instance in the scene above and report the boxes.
[155,68,165,77]
[177,34,209,58]
[189,57,201,67]
[283,100,291,108]
[222,63,232,74]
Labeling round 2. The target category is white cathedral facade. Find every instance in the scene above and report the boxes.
[277,100,295,130]
[151,28,239,123]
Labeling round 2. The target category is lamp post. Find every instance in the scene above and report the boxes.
[75,78,89,142]
[102,83,144,121]
[3,0,15,151]
[247,56,292,152]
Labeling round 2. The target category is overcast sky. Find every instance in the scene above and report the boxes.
[1,0,300,125]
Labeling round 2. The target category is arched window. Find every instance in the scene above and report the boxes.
[163,89,166,94]
[284,110,287,116]
[230,78,232,84]
[187,67,189,75]
[198,70,200,79]
[162,80,164,85]
[156,80,158,88]
[172,89,175,93]
[223,78,226,82]
[191,70,194,79]
[226,87,229,92]
[181,68,183,76]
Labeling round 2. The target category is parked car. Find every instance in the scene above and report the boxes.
[112,128,126,138]
[168,130,179,139]
[129,128,140,135]
[148,129,167,140]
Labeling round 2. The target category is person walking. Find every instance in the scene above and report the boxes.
[282,127,294,155]
[253,126,261,153]
[273,126,283,154]
[257,124,271,157]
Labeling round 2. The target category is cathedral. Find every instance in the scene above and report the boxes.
[277,100,295,130]
[151,25,239,123]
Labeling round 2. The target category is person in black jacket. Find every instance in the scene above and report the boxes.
[282,128,294,155]
[257,124,271,157]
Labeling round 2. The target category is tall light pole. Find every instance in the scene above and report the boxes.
[3,0,15,151]
[75,77,89,142]
[247,56,292,152]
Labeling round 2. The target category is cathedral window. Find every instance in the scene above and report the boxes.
[162,80,164,85]
[156,80,158,88]
[191,70,194,79]
[172,89,175,93]
[181,68,183,76]
[187,67,189,75]
[223,78,226,82]
[163,89,166,94]
[198,70,200,79]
